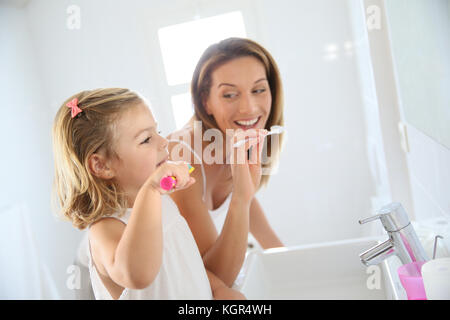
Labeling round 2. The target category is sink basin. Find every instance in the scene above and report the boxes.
[237,236,406,299]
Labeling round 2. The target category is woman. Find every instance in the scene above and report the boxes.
[168,37,285,287]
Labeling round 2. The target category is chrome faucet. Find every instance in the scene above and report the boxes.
[358,202,429,266]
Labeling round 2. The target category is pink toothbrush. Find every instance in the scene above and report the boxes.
[160,164,195,191]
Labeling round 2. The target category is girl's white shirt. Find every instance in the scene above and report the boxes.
[87,195,212,300]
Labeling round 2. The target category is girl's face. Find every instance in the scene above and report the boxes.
[205,56,272,133]
[109,103,168,198]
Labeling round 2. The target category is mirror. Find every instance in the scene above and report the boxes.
[385,0,450,148]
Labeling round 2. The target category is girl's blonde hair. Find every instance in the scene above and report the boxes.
[191,37,285,188]
[52,88,144,229]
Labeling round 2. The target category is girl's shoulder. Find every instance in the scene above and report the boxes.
[89,217,126,250]
[88,217,126,275]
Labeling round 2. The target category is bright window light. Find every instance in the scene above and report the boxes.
[171,92,193,129]
[158,11,246,86]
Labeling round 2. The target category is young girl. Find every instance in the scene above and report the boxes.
[52,88,244,300]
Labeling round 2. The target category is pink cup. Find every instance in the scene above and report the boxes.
[397,261,427,300]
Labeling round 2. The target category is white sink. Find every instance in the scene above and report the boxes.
[237,236,407,299]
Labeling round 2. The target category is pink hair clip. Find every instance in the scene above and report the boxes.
[66,98,83,118]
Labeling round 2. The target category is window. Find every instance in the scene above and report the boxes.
[158,11,247,129]
[171,92,193,129]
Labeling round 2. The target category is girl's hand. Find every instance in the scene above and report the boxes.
[228,129,267,203]
[146,161,196,194]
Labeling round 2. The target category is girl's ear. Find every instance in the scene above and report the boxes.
[88,153,115,179]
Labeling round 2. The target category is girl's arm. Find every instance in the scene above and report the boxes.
[249,197,284,249]
[90,185,163,290]
[90,161,194,290]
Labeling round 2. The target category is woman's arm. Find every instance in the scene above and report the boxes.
[249,197,284,249]
[206,269,246,300]
[170,165,250,287]
[167,132,250,286]
[203,194,251,286]
[169,130,266,287]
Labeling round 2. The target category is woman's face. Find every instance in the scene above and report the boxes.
[205,56,272,133]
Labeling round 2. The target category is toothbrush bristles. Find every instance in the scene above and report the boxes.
[232,126,284,148]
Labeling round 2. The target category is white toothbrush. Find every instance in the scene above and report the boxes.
[232,125,285,148]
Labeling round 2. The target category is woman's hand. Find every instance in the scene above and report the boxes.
[228,129,267,203]
[206,269,246,300]
[145,161,196,194]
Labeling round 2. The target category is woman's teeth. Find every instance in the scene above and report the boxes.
[235,117,259,126]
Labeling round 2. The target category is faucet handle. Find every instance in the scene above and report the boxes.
[358,212,397,232]
[359,202,410,232]
[358,214,383,225]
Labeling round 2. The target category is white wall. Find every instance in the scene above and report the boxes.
[0,2,79,299]
[347,0,393,233]
[23,0,174,131]
[406,125,450,221]
[383,0,450,222]
[362,0,450,223]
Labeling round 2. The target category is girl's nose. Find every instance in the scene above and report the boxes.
[159,135,169,150]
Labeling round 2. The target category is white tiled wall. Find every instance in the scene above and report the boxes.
[405,124,450,221]
[383,0,450,222]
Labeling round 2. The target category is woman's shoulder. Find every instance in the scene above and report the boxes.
[167,122,194,142]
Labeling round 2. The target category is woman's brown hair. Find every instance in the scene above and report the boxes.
[191,37,284,187]
[52,88,144,229]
